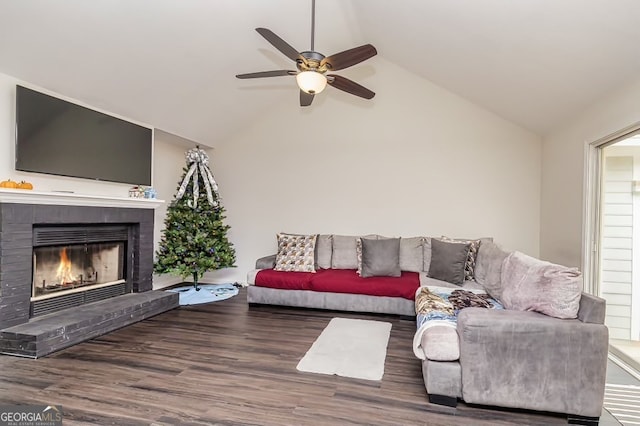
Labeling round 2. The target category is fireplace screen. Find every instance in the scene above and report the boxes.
[32,242,125,299]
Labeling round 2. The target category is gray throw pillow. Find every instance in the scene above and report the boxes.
[428,239,471,285]
[360,238,401,278]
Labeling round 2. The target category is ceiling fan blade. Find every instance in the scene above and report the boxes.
[235,70,295,79]
[327,75,375,99]
[255,28,306,64]
[321,44,377,71]
[300,91,314,107]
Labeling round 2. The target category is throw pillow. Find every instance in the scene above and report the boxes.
[274,233,317,273]
[500,251,582,319]
[474,241,510,302]
[360,238,401,278]
[427,238,471,285]
[440,236,482,281]
[356,236,377,275]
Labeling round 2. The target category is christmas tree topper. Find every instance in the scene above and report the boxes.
[175,147,219,209]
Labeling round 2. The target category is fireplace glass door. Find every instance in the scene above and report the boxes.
[32,242,125,299]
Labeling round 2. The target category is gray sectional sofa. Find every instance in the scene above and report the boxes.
[246,234,609,424]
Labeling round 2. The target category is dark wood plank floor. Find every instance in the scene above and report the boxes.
[0,288,571,425]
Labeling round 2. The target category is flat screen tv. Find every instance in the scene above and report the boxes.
[15,85,153,186]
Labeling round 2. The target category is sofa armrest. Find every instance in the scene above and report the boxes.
[457,308,608,417]
[256,254,276,270]
[577,292,606,324]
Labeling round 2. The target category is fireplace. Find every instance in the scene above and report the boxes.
[0,197,157,330]
[33,243,124,297]
[30,225,130,317]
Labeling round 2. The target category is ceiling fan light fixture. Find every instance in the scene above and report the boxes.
[296,70,327,94]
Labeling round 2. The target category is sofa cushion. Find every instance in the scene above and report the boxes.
[419,274,484,291]
[274,233,317,273]
[361,238,401,278]
[427,239,471,285]
[423,237,432,273]
[254,268,420,299]
[311,269,419,299]
[474,241,510,302]
[254,269,315,290]
[419,325,460,361]
[441,236,483,281]
[356,236,377,275]
[331,235,359,269]
[400,237,424,273]
[500,251,582,319]
[316,234,333,269]
[413,286,503,361]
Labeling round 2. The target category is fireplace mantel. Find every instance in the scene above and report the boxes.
[0,188,164,209]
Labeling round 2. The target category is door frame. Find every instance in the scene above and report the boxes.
[583,122,640,297]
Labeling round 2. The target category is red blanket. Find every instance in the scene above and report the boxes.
[255,268,420,300]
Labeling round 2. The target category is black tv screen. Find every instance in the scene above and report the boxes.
[15,85,152,186]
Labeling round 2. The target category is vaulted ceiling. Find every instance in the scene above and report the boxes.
[0,0,639,147]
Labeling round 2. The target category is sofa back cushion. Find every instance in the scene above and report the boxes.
[474,241,510,302]
[315,234,333,269]
[423,237,432,273]
[331,235,360,269]
[399,237,425,273]
[500,251,582,319]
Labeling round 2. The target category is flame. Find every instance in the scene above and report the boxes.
[56,247,74,285]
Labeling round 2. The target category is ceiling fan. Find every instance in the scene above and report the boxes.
[235,0,377,107]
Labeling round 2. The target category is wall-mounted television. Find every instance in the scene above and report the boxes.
[15,85,153,186]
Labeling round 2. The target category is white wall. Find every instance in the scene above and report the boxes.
[541,76,640,268]
[0,72,187,288]
[209,58,542,284]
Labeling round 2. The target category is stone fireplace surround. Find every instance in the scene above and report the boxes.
[0,189,178,357]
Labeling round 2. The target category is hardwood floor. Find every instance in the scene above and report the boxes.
[0,288,572,425]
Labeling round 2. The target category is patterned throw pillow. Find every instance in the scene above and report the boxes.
[356,236,378,275]
[440,236,481,281]
[274,233,317,273]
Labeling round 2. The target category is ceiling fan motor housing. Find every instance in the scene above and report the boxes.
[298,51,327,73]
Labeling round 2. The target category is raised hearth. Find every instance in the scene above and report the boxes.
[0,290,178,358]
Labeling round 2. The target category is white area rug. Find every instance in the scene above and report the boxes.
[296,317,392,381]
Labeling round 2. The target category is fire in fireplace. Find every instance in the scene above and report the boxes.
[32,242,125,300]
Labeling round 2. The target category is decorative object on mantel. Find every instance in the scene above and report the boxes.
[0,179,18,188]
[128,186,157,199]
[144,187,157,199]
[17,180,33,190]
[128,185,146,198]
[166,283,239,305]
[154,146,236,291]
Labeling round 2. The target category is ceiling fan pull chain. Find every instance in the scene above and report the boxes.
[311,0,316,51]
